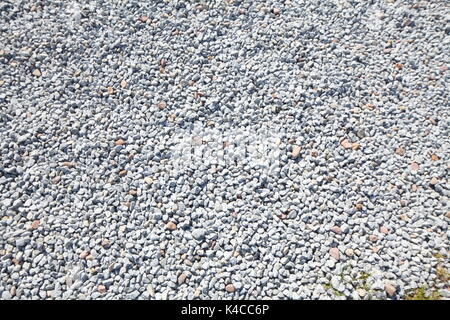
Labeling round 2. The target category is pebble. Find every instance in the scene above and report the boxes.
[330,226,342,234]
[115,139,126,146]
[329,248,340,261]
[291,145,301,159]
[32,69,41,77]
[225,284,236,293]
[0,0,447,301]
[340,139,352,149]
[165,222,177,231]
[345,249,354,257]
[410,162,420,171]
[385,283,396,297]
[177,274,187,285]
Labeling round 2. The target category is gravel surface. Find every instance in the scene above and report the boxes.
[0,0,449,300]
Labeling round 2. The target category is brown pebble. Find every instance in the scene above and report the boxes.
[410,162,419,171]
[340,139,352,149]
[30,220,40,230]
[32,69,41,77]
[166,221,177,231]
[411,184,417,192]
[355,203,363,211]
[351,143,360,150]
[98,285,107,294]
[225,284,236,293]
[177,274,187,285]
[62,161,75,168]
[329,247,340,260]
[128,189,138,196]
[115,139,126,146]
[369,235,378,242]
[445,212,450,219]
[379,226,389,234]
[330,226,342,234]
[79,251,89,259]
[431,154,439,161]
[272,8,280,15]
[291,145,301,159]
[395,147,405,156]
[140,16,148,23]
[430,177,439,185]
[120,80,128,88]
[158,101,167,110]
[107,86,114,95]
[119,170,127,177]
[385,283,396,297]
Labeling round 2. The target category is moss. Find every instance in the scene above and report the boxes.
[405,287,441,300]
[433,252,445,260]
[436,266,449,283]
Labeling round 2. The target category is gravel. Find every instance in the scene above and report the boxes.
[0,0,449,300]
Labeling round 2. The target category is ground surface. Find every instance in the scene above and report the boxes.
[0,0,449,300]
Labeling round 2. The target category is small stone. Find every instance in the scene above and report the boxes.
[431,154,439,161]
[291,145,301,159]
[369,235,378,242]
[158,101,167,110]
[32,69,41,77]
[329,247,340,260]
[385,283,396,297]
[225,284,236,293]
[410,162,419,171]
[98,285,107,294]
[356,288,367,297]
[165,221,177,231]
[115,139,126,146]
[62,161,75,168]
[430,177,439,185]
[395,147,405,156]
[356,129,366,139]
[177,274,187,285]
[140,16,148,23]
[119,170,127,177]
[379,226,389,234]
[128,189,138,196]
[340,139,352,149]
[107,86,114,95]
[79,251,89,259]
[143,177,153,184]
[345,248,354,257]
[445,212,450,219]
[411,184,417,192]
[192,228,206,240]
[330,226,342,234]
[351,143,360,150]
[30,220,40,230]
[101,238,110,248]
[120,80,128,88]
[272,8,280,15]
[355,203,363,211]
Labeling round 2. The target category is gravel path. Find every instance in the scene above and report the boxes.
[0,0,449,300]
